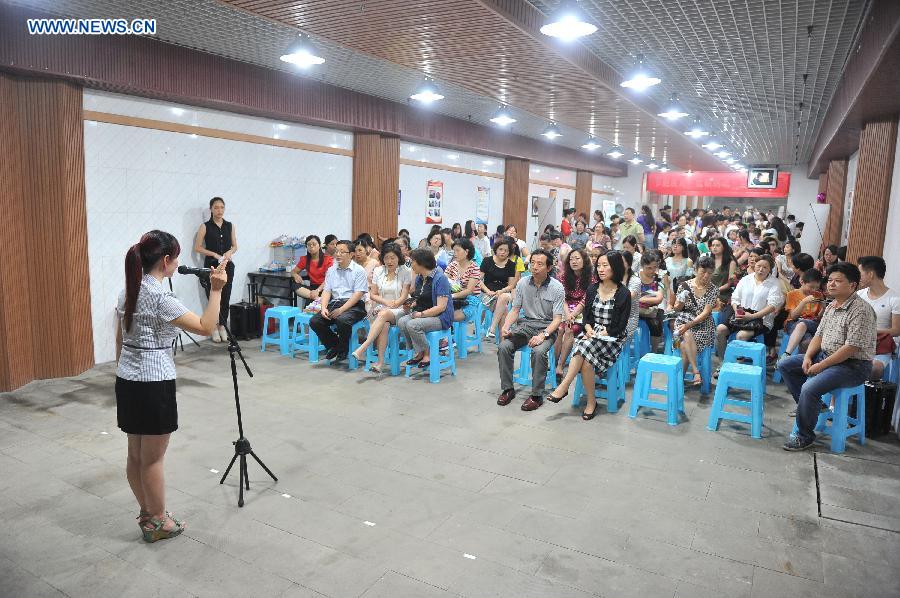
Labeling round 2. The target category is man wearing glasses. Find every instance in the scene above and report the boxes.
[308,240,369,363]
[777,262,877,451]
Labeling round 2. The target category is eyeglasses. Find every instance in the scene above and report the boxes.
[334,250,350,255]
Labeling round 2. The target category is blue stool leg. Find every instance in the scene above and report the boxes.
[667,370,679,426]
[700,347,712,395]
[830,392,847,453]
[707,382,727,431]
[389,327,401,376]
[856,388,866,446]
[628,370,644,418]
[750,385,762,439]
[545,351,557,391]
[429,333,441,384]
[572,373,583,408]
[308,329,320,363]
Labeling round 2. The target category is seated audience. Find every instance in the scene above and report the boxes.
[496,250,564,411]
[622,235,642,273]
[665,238,694,306]
[353,236,380,284]
[445,239,482,322]
[775,240,801,281]
[777,268,825,362]
[291,234,333,303]
[322,234,338,257]
[547,251,632,420]
[505,224,530,259]
[472,223,491,259]
[778,263,877,451]
[671,256,717,385]
[554,249,593,381]
[480,237,519,338]
[815,244,839,276]
[857,256,900,380]
[568,219,590,250]
[716,254,784,357]
[397,249,454,370]
[622,251,641,339]
[351,244,412,373]
[309,240,369,363]
[637,251,666,349]
[589,222,612,252]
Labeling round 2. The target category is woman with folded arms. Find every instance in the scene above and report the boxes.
[397,249,454,370]
[291,234,333,304]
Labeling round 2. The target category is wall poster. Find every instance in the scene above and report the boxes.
[426,180,443,224]
[475,186,490,225]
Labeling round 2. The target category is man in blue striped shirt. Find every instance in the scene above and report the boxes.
[309,240,369,362]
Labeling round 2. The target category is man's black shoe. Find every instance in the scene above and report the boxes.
[324,347,339,360]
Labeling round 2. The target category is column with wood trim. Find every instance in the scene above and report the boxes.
[0,74,93,391]
[846,118,898,262]
[574,170,592,221]
[502,158,530,240]
[352,132,399,242]
[822,159,848,250]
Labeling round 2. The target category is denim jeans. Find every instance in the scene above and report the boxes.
[777,352,872,444]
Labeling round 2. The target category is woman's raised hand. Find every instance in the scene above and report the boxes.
[210,260,229,291]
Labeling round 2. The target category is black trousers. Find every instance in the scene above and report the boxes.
[203,259,235,325]
[764,310,788,348]
[309,299,367,354]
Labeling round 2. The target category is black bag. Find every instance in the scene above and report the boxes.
[229,302,261,340]
[864,381,897,438]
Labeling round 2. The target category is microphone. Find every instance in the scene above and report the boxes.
[178,265,211,278]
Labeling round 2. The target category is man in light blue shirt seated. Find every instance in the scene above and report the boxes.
[309,240,369,362]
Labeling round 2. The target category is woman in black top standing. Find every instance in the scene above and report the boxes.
[547,251,632,420]
[193,197,238,342]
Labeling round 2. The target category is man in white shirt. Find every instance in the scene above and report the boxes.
[857,256,900,380]
[309,240,369,362]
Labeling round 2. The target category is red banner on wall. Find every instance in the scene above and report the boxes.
[646,171,791,198]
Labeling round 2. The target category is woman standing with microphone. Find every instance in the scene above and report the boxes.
[116,230,228,543]
[193,197,238,342]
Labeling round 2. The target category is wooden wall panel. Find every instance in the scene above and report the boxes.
[846,118,899,262]
[502,158,530,241]
[817,173,828,195]
[823,159,848,251]
[0,75,93,391]
[352,132,399,242]
[0,74,33,391]
[574,170,592,221]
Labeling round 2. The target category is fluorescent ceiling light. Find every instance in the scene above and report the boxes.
[702,134,723,151]
[489,106,516,127]
[606,146,624,159]
[627,153,644,165]
[657,93,688,120]
[279,33,325,68]
[482,160,495,166]
[446,153,459,160]
[620,55,661,92]
[658,163,670,172]
[714,149,731,158]
[724,157,737,164]
[540,4,597,41]
[170,107,185,116]
[646,159,659,170]
[581,137,601,151]
[541,122,562,140]
[410,79,444,104]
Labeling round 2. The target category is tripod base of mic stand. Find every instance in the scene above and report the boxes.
[219,436,277,507]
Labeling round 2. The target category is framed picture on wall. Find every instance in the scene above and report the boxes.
[531,196,539,217]
[562,197,571,211]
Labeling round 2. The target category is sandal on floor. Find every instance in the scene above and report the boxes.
[582,408,597,420]
[142,513,185,543]
[369,363,382,373]
[546,389,568,403]
[137,510,151,529]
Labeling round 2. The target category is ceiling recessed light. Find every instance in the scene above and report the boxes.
[408,146,417,152]
[658,163,671,172]
[447,153,459,160]
[279,33,325,68]
[482,160,495,166]
[489,106,516,127]
[170,107,185,116]
[410,78,444,104]
[541,122,562,140]
[702,134,724,151]
[646,159,659,170]
[683,118,709,139]
[714,149,732,159]
[606,146,625,159]
[539,4,597,41]
[628,153,644,165]
[657,93,688,120]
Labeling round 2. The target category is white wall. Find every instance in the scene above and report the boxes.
[527,164,576,248]
[884,133,900,289]
[785,164,826,257]
[843,150,859,245]
[84,91,353,364]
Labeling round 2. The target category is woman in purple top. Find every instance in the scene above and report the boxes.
[637,205,656,250]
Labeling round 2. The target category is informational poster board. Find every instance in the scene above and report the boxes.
[475,186,490,225]
[426,180,443,224]
[602,199,616,225]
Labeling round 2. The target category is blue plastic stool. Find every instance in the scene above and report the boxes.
[626,331,641,372]
[792,385,866,453]
[636,319,652,358]
[629,353,685,425]
[513,345,557,391]
[364,326,411,376]
[671,345,714,395]
[712,311,722,326]
[261,306,302,355]
[772,333,797,383]
[347,319,370,370]
[290,312,325,362]
[662,321,674,355]
[572,350,629,413]
[724,340,767,391]
[452,301,484,359]
[708,362,765,438]
[404,328,457,383]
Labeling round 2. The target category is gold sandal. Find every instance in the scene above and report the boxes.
[142,513,185,543]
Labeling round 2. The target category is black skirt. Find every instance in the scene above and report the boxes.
[115,377,178,435]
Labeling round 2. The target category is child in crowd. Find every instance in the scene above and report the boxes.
[778,269,826,360]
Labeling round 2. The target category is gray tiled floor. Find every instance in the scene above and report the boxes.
[2,339,899,598]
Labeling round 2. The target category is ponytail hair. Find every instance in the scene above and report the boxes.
[123,230,181,332]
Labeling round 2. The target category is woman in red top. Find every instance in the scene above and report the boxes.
[291,234,333,302]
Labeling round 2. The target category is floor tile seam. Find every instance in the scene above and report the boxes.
[819,452,900,468]
[818,496,900,519]
[2,555,76,598]
[379,568,456,594]
[683,541,826,583]
[818,479,900,501]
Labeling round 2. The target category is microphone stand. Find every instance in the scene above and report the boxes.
[218,321,277,507]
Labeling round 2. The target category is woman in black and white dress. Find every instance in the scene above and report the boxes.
[116,230,228,543]
[547,251,632,420]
